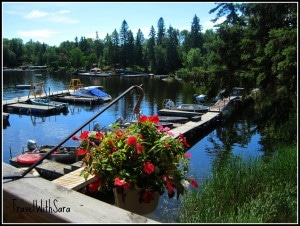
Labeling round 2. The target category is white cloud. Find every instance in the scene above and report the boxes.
[48,15,78,24]
[202,16,227,31]
[57,10,70,14]
[17,29,57,38]
[24,9,78,24]
[24,10,48,19]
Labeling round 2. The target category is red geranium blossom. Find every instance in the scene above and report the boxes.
[96,131,103,140]
[71,135,79,141]
[138,115,148,123]
[148,115,160,124]
[143,162,155,175]
[77,149,87,156]
[80,131,90,139]
[189,177,199,188]
[184,153,191,158]
[88,176,103,192]
[127,135,137,146]
[114,177,131,190]
[136,142,142,154]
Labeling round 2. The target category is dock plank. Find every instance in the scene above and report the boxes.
[7,103,57,110]
[3,163,159,223]
[170,112,220,138]
[52,166,96,191]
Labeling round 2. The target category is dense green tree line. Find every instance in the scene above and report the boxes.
[2,3,297,142]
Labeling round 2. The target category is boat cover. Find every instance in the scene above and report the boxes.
[71,88,110,98]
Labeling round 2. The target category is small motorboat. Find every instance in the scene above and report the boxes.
[162,99,209,112]
[9,140,84,168]
[16,84,32,89]
[194,94,207,103]
[175,104,209,112]
[69,87,112,103]
[78,67,111,77]
[27,98,69,112]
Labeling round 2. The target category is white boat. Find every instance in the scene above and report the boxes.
[122,73,149,78]
[162,99,209,112]
[16,84,31,89]
[78,67,111,77]
[69,87,112,103]
[175,104,209,112]
[27,98,69,112]
[194,94,207,103]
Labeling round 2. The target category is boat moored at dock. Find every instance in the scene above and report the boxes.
[27,98,69,112]
[16,84,32,89]
[9,140,84,168]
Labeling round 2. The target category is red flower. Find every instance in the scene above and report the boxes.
[96,131,103,140]
[108,140,117,152]
[162,176,175,197]
[184,153,191,158]
[179,133,190,148]
[143,162,155,175]
[114,177,131,190]
[138,115,148,123]
[80,131,90,140]
[164,142,170,148]
[148,115,160,124]
[138,114,160,124]
[142,190,156,203]
[136,142,142,154]
[72,135,79,141]
[127,135,137,146]
[88,177,103,192]
[77,149,87,156]
[189,178,199,188]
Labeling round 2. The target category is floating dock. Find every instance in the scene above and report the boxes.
[5,103,59,115]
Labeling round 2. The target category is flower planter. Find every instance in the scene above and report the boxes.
[76,114,199,215]
[113,188,160,215]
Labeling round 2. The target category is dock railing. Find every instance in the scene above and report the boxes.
[3,84,144,180]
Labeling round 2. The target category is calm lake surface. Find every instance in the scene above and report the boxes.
[2,70,267,222]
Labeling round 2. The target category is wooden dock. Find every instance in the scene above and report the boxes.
[30,96,239,192]
[3,163,159,223]
[170,111,220,138]
[52,166,96,191]
[6,103,59,115]
[2,89,71,115]
[208,97,234,112]
[3,112,9,120]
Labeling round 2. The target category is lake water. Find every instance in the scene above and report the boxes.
[2,70,267,222]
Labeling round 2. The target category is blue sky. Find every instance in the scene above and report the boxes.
[2,2,224,47]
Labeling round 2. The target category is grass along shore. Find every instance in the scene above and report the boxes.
[177,144,297,223]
